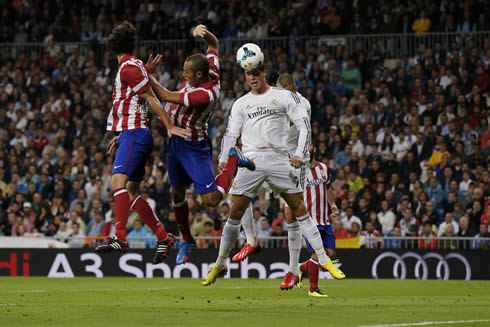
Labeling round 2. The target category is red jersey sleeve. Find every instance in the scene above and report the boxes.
[179,88,213,107]
[121,63,150,95]
[206,50,220,79]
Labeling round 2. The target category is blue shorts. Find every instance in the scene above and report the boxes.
[305,225,336,253]
[167,136,217,195]
[112,129,153,182]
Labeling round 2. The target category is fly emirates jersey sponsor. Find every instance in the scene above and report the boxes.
[220,87,310,161]
[287,92,311,161]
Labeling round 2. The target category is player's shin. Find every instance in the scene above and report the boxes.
[114,188,131,243]
[216,219,241,267]
[131,195,168,241]
[215,155,238,196]
[241,204,256,246]
[173,200,193,242]
[287,221,302,274]
[308,258,320,292]
[296,215,330,265]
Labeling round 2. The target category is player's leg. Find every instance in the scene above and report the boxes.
[281,192,345,279]
[203,162,263,286]
[167,137,196,264]
[96,130,135,252]
[202,195,251,286]
[127,181,176,264]
[232,203,259,262]
[280,206,303,289]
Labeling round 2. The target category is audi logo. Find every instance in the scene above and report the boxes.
[371,252,472,280]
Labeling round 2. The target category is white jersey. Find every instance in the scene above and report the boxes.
[220,87,310,162]
[287,92,311,161]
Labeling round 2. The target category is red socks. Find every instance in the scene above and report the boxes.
[299,259,320,292]
[131,195,168,241]
[215,155,238,196]
[173,201,193,242]
[308,258,319,292]
[114,188,130,243]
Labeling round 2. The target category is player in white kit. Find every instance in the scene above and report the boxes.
[231,73,314,290]
[202,65,345,286]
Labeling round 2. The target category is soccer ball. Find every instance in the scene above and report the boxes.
[236,43,264,71]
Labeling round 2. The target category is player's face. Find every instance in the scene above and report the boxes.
[245,69,267,94]
[183,60,198,86]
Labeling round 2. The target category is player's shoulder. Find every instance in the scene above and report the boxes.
[232,92,252,107]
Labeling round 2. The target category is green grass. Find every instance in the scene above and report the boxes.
[0,278,489,327]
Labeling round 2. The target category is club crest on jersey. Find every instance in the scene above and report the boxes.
[271,99,278,105]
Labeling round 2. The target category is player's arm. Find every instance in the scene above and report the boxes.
[193,24,219,55]
[327,188,339,219]
[218,101,243,169]
[286,93,310,168]
[140,87,190,139]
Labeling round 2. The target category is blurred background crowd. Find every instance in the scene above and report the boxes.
[0,0,489,250]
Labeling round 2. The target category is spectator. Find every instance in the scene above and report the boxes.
[270,223,287,248]
[419,222,438,249]
[438,224,459,250]
[384,226,402,249]
[86,209,105,237]
[66,211,87,234]
[127,219,153,248]
[412,11,431,36]
[333,220,348,239]
[457,216,476,249]
[54,221,71,243]
[378,200,396,234]
[341,207,362,230]
[361,221,383,248]
[68,222,86,248]
[198,221,216,249]
[397,208,420,236]
[438,212,460,235]
[257,218,271,247]
[472,223,490,250]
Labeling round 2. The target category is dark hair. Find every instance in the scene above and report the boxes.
[186,53,209,76]
[107,21,137,55]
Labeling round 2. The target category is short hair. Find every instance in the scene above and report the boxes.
[107,21,137,55]
[276,73,296,91]
[186,53,209,76]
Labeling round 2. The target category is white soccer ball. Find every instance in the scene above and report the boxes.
[236,43,264,71]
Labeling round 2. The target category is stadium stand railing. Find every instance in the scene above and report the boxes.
[37,236,490,250]
[2,31,489,64]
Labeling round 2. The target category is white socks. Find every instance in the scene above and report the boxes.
[241,204,256,246]
[287,221,302,274]
[297,215,330,265]
[216,219,241,267]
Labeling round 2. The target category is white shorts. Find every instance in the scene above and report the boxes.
[230,151,303,198]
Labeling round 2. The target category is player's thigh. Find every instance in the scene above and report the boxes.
[264,153,302,195]
[323,224,336,253]
[179,139,217,195]
[125,130,154,183]
[230,166,267,199]
[167,137,192,190]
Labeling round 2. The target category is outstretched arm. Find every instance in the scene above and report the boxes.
[140,87,190,139]
[193,24,219,55]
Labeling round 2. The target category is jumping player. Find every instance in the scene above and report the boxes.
[202,58,345,286]
[231,73,314,290]
[96,22,190,264]
[296,144,339,297]
[145,25,255,265]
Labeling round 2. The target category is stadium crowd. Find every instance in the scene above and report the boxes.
[0,0,489,250]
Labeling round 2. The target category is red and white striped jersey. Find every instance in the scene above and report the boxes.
[107,55,150,131]
[304,161,332,226]
[164,50,220,141]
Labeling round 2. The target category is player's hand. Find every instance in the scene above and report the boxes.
[107,136,119,156]
[331,205,339,219]
[193,24,208,38]
[290,156,303,168]
[167,125,191,139]
[146,54,162,74]
[218,162,226,174]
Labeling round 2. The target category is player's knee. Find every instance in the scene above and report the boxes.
[171,187,186,203]
[201,192,221,207]
[111,174,128,191]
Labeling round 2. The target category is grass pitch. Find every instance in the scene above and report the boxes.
[0,278,489,327]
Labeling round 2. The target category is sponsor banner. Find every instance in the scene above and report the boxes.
[1,249,489,280]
